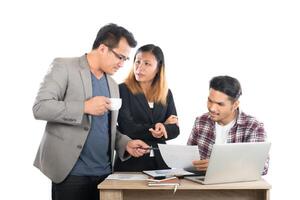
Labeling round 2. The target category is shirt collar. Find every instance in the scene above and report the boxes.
[236,109,247,125]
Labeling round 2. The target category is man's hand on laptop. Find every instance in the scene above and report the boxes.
[192,159,209,171]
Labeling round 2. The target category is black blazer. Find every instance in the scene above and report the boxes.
[114,83,180,171]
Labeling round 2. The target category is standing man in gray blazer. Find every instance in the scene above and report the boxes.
[33,23,149,200]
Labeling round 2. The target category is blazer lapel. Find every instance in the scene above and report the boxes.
[152,103,164,120]
[106,75,119,98]
[106,75,119,156]
[106,75,119,128]
[79,55,92,123]
[136,93,154,122]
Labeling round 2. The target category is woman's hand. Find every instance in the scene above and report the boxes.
[149,123,168,139]
[164,115,178,126]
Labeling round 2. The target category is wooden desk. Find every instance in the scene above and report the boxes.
[98,173,271,200]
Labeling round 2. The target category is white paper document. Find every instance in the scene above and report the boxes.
[158,144,200,169]
[106,173,149,180]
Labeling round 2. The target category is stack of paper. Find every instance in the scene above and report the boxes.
[143,168,194,179]
[106,173,148,180]
[147,176,180,186]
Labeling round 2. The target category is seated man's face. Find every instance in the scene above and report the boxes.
[207,89,239,125]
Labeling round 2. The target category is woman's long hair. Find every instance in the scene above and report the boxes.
[124,44,168,105]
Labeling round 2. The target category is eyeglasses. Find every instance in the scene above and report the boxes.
[109,49,129,62]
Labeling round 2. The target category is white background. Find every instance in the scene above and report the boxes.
[0,0,299,199]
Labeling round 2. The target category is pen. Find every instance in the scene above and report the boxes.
[140,147,159,151]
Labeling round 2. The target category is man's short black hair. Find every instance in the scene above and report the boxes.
[209,75,242,101]
[92,23,137,49]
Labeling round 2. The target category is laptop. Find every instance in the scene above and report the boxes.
[185,142,271,184]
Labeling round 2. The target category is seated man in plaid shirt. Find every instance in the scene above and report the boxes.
[187,75,269,175]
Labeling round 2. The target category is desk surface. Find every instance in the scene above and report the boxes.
[98,173,271,190]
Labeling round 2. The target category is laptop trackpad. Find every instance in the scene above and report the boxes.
[196,176,205,181]
[185,176,205,184]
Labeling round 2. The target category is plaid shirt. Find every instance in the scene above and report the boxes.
[187,110,269,175]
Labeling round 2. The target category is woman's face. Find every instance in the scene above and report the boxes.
[133,52,158,84]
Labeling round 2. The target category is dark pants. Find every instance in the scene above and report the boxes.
[52,174,108,200]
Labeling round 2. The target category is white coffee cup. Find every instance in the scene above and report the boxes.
[109,98,122,111]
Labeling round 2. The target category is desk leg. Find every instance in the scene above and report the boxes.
[100,189,123,200]
[265,189,270,200]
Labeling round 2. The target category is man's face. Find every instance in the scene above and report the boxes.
[207,88,239,125]
[100,37,131,75]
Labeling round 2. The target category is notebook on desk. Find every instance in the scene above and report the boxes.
[185,142,271,184]
[143,168,194,179]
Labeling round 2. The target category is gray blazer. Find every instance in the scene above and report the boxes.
[33,55,130,183]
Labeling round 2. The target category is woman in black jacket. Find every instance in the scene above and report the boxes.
[114,44,180,171]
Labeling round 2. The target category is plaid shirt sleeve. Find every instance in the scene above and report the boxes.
[236,113,269,175]
[187,114,215,160]
[250,121,269,175]
[187,117,201,145]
